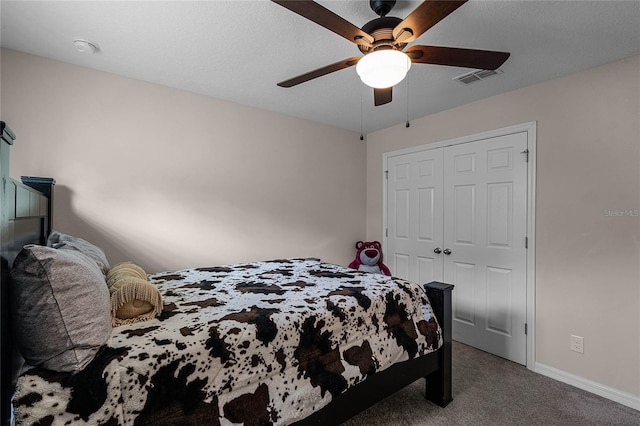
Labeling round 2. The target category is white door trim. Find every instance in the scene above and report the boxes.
[382,121,537,370]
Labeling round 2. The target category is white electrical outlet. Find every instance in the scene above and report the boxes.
[570,335,584,354]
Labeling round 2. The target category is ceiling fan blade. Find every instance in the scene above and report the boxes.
[277,57,361,88]
[374,87,393,106]
[272,0,374,47]
[393,1,467,43]
[406,45,510,70]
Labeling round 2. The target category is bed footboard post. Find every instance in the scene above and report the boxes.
[424,281,454,407]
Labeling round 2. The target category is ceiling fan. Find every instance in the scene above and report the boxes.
[272,0,510,106]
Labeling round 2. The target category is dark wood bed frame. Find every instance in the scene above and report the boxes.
[1,122,55,426]
[0,122,452,426]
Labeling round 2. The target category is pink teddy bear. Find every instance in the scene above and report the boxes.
[348,241,391,276]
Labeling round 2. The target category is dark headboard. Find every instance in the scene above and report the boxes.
[0,122,55,426]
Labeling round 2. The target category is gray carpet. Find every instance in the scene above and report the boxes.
[342,341,640,425]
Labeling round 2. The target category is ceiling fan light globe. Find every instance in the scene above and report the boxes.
[356,50,411,89]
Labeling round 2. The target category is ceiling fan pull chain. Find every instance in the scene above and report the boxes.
[405,74,410,128]
[360,84,365,141]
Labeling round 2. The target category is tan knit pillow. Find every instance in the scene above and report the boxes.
[107,262,163,326]
[107,261,148,289]
[111,277,162,326]
[116,299,154,320]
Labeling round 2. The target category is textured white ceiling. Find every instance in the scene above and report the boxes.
[2,1,639,134]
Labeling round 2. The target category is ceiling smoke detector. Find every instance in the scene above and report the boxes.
[73,39,99,54]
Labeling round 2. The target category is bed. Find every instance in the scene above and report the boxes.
[0,122,453,426]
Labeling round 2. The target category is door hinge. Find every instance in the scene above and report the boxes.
[384,170,389,179]
[385,228,388,237]
[521,149,529,163]
[525,323,528,335]
[525,236,528,249]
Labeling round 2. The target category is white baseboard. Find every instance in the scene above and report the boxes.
[534,362,640,411]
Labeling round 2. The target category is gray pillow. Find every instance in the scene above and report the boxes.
[47,230,110,275]
[10,245,112,372]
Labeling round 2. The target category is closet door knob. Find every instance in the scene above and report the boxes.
[434,248,442,254]
[443,248,452,255]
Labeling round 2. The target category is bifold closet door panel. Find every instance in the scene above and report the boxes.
[386,148,444,284]
[443,132,528,365]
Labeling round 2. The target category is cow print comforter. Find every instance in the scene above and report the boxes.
[13,258,441,425]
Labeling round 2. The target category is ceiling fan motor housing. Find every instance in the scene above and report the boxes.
[359,16,406,54]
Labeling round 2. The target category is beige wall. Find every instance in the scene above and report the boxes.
[366,56,640,397]
[1,49,366,272]
[3,46,639,401]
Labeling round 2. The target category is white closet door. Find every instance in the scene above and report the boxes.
[443,132,528,365]
[386,149,444,284]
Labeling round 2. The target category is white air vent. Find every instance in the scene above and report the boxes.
[454,69,503,85]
